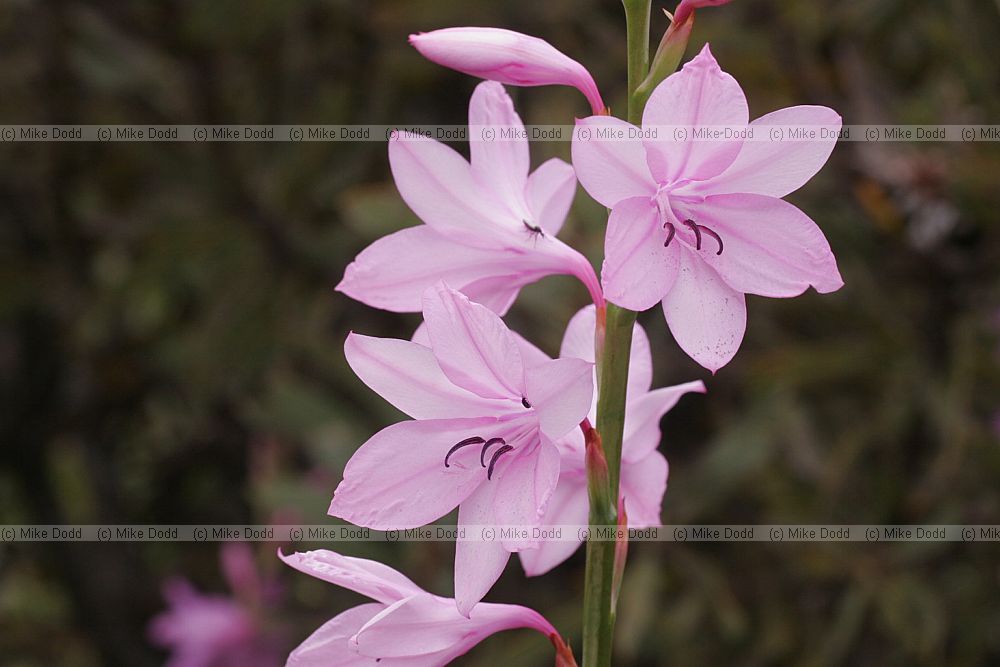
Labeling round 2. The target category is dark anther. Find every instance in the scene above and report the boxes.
[683,219,702,250]
[521,397,532,409]
[663,222,676,248]
[480,438,506,467]
[522,220,544,236]
[683,219,724,255]
[487,444,515,480]
[445,436,485,467]
[699,226,724,255]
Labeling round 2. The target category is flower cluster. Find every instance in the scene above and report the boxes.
[275,3,843,664]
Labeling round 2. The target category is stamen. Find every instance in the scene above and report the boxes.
[683,219,702,250]
[663,222,676,248]
[487,444,515,480]
[480,438,505,467]
[699,226,724,255]
[444,436,485,467]
[521,397,532,409]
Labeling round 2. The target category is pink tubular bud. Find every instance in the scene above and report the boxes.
[409,27,606,115]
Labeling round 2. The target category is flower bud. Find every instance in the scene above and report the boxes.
[410,27,606,115]
[636,0,734,106]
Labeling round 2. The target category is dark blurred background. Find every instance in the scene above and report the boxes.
[2,0,1000,665]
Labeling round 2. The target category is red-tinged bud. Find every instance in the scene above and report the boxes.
[636,0,734,104]
[550,633,579,667]
[672,0,734,27]
[582,419,613,521]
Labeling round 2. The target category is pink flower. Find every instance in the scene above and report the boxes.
[409,27,605,115]
[337,80,601,315]
[149,544,282,667]
[280,549,568,666]
[572,44,843,372]
[329,283,593,613]
[520,306,705,576]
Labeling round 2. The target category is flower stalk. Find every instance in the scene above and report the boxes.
[581,3,650,664]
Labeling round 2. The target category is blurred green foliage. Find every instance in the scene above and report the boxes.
[2,0,1000,665]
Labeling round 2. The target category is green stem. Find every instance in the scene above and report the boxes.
[581,3,649,665]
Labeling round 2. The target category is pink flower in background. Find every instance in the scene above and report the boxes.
[280,549,570,666]
[572,44,843,372]
[520,306,705,576]
[329,283,593,613]
[149,544,282,667]
[337,80,602,315]
[409,27,606,114]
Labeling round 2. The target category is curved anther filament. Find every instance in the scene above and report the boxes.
[487,444,515,480]
[480,438,506,467]
[683,219,724,255]
[663,222,676,248]
[444,436,485,467]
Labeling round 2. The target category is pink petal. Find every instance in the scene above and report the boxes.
[328,417,497,530]
[422,284,526,401]
[560,305,653,396]
[675,193,843,297]
[389,133,513,247]
[696,105,842,198]
[571,116,657,208]
[454,482,511,616]
[286,603,383,667]
[518,474,589,576]
[345,333,509,420]
[337,226,527,314]
[494,440,561,550]
[525,158,577,236]
[352,595,471,659]
[278,550,421,605]
[661,247,747,372]
[622,381,706,463]
[620,451,668,528]
[468,81,531,220]
[601,197,680,311]
[409,27,605,114]
[525,358,594,441]
[642,44,749,183]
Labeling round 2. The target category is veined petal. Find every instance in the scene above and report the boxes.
[494,440,561,550]
[469,81,531,219]
[560,305,653,396]
[519,474,589,576]
[620,451,668,528]
[696,105,842,198]
[337,226,526,314]
[525,158,577,236]
[454,482,511,616]
[345,333,511,420]
[389,133,512,246]
[422,284,526,400]
[622,381,706,463]
[352,595,471,659]
[676,193,843,297]
[642,44,748,183]
[661,247,747,372]
[278,550,420,605]
[286,603,384,667]
[602,197,680,312]
[572,116,657,208]
[525,358,594,441]
[328,417,496,530]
